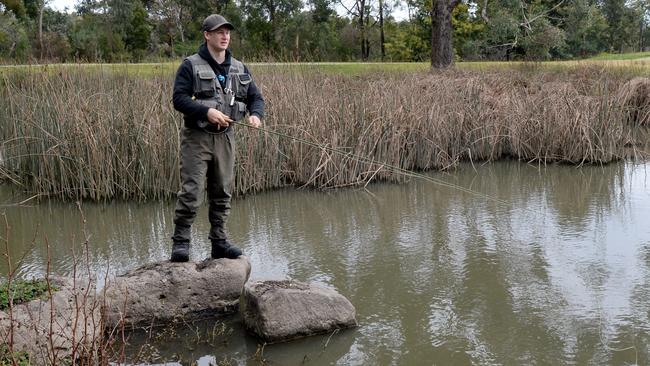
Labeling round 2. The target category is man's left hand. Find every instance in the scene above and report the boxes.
[249,115,262,128]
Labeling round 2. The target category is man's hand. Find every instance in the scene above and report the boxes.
[249,115,262,128]
[207,108,233,127]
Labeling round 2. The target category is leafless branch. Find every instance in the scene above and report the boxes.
[337,0,355,16]
[520,0,565,30]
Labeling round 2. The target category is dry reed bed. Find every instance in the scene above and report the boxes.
[0,67,630,201]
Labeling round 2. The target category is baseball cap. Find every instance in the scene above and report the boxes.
[202,14,234,32]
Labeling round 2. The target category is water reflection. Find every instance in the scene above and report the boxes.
[1,160,649,365]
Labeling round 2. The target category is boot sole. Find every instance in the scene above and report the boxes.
[170,253,189,262]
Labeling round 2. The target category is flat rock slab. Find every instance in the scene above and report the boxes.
[0,276,101,365]
[103,257,251,328]
[241,280,357,343]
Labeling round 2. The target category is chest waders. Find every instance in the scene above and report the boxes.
[171,54,254,257]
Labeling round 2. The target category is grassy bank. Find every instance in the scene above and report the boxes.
[587,51,650,61]
[2,59,650,77]
[0,65,635,201]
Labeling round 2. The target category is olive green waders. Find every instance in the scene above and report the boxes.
[172,127,235,244]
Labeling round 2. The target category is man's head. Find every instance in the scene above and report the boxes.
[202,14,234,52]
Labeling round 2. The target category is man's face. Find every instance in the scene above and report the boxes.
[205,27,231,52]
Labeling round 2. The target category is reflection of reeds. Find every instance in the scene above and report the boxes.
[0,67,628,201]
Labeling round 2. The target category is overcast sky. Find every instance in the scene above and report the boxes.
[49,0,75,12]
[48,0,411,21]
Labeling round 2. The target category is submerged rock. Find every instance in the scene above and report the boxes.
[0,276,101,365]
[103,257,251,328]
[241,280,357,343]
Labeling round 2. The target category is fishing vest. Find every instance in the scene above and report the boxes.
[187,53,253,131]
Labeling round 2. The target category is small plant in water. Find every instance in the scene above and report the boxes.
[0,278,57,310]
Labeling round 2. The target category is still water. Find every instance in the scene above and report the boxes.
[1,160,650,365]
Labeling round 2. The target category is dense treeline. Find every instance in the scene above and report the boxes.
[1,0,650,63]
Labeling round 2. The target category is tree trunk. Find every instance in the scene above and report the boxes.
[178,8,185,43]
[294,33,300,61]
[379,0,385,60]
[358,0,367,60]
[430,0,458,68]
[39,1,45,60]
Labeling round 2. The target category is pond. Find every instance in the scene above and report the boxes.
[1,160,649,365]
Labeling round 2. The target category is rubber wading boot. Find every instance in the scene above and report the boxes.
[211,239,242,259]
[170,242,190,262]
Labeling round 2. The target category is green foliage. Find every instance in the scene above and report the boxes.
[172,40,202,58]
[0,13,30,61]
[0,345,30,366]
[69,14,102,61]
[0,0,26,19]
[588,51,650,60]
[22,0,39,19]
[601,0,638,52]
[125,0,152,60]
[385,22,429,61]
[452,2,485,60]
[561,0,608,58]
[1,0,650,64]
[520,17,566,60]
[0,279,56,310]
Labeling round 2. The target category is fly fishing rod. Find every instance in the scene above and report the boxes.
[232,120,513,207]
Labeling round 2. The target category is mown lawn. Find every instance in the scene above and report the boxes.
[587,51,650,61]
[1,59,649,77]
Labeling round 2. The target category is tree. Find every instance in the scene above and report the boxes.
[561,0,607,57]
[243,0,302,51]
[339,0,375,60]
[600,0,638,52]
[430,0,460,67]
[385,20,429,60]
[69,13,102,60]
[38,0,49,59]
[452,1,485,60]
[0,12,30,60]
[0,0,26,19]
[149,0,189,56]
[629,0,650,51]
[125,0,151,59]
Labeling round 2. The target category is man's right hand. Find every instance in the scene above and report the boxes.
[207,108,233,128]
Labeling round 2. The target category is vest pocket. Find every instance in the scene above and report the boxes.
[196,70,217,97]
[233,73,252,99]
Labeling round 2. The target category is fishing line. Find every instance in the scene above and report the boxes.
[233,120,514,208]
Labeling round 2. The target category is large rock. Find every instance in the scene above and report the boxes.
[103,257,251,328]
[0,276,101,365]
[241,280,357,343]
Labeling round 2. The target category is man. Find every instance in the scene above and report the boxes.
[170,14,264,262]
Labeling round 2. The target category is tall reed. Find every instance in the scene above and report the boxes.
[0,66,629,201]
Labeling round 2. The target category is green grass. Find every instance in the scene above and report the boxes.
[0,279,57,310]
[253,62,429,74]
[0,61,430,77]
[587,51,650,61]
[0,346,29,366]
[1,59,650,78]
